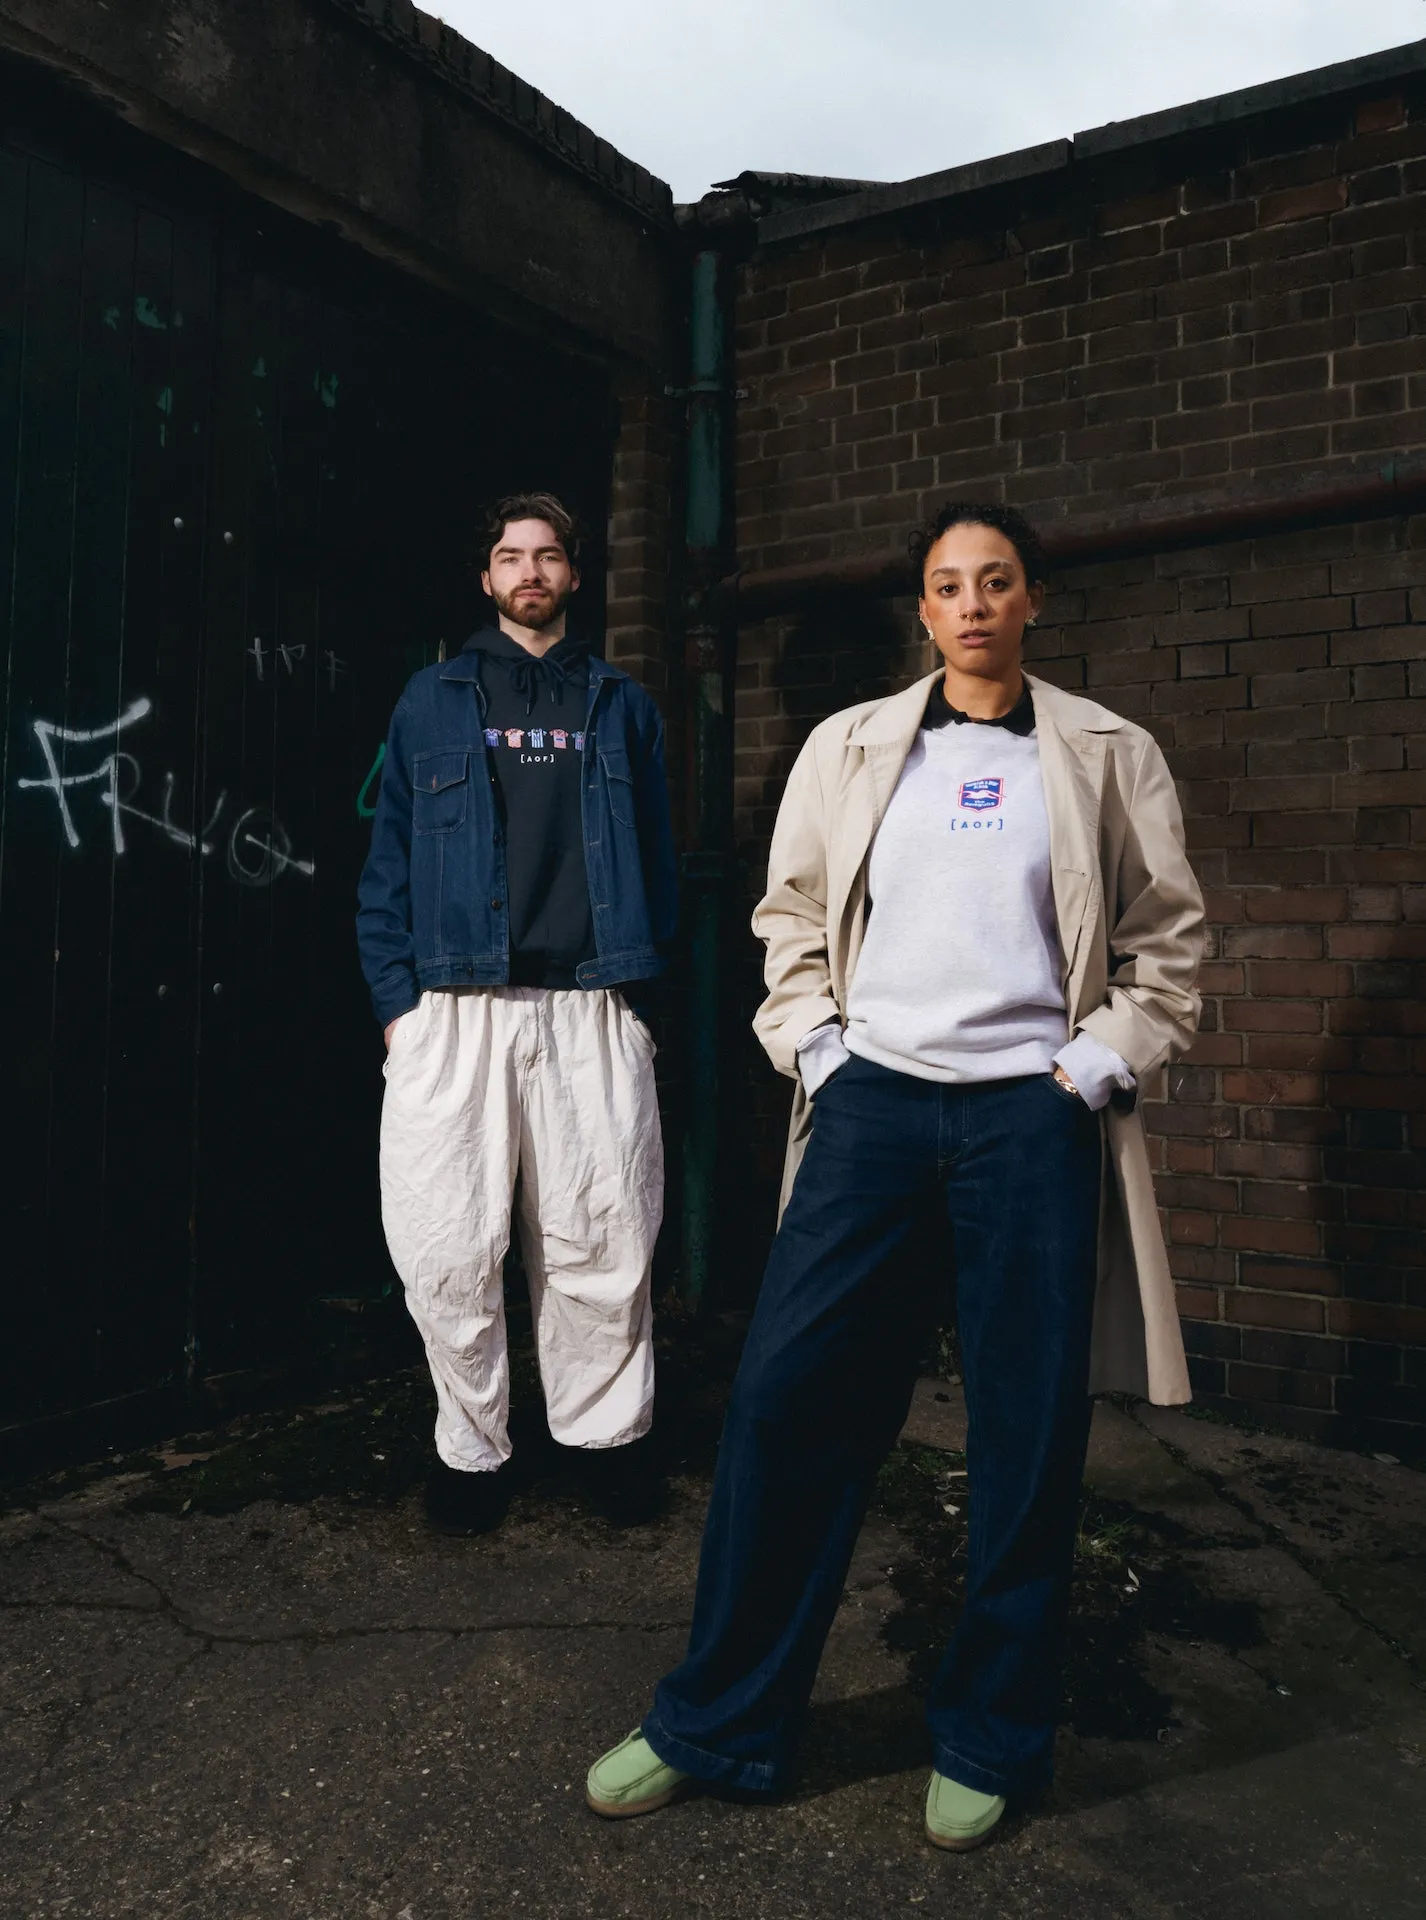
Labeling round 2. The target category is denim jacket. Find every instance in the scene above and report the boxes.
[356,649,678,1027]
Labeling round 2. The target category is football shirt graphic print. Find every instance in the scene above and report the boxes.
[959,777,1003,810]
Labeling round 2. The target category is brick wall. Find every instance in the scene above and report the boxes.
[605,369,679,708]
[726,72,1426,1453]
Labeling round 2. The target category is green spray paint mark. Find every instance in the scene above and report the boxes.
[135,296,167,330]
[314,371,339,410]
[101,304,121,331]
[252,356,267,379]
[172,310,184,329]
[157,385,173,447]
[356,741,386,820]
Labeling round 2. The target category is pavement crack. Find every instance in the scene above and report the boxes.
[164,1615,692,1648]
[2,1635,213,1827]
[24,1526,691,1650]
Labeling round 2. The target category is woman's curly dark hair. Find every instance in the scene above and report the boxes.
[908,500,1048,593]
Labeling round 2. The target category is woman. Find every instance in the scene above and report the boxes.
[586,502,1204,1849]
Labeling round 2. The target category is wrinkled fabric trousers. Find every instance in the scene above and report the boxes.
[380,986,663,1471]
[644,1055,1101,1799]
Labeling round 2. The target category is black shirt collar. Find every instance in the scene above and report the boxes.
[922,676,1035,736]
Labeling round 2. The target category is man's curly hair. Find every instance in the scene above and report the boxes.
[479,491,581,572]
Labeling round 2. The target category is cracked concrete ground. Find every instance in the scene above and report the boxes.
[3,1343,1425,1920]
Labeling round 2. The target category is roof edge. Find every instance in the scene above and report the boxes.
[755,36,1426,248]
[758,140,1070,246]
[325,0,675,227]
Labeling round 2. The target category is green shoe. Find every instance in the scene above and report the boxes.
[924,1770,1006,1851]
[586,1731,691,1819]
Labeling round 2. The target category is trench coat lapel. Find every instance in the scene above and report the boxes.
[827,671,941,962]
[1025,674,1117,1012]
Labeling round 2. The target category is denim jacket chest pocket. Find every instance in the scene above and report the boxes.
[598,744,636,829]
[413,749,470,833]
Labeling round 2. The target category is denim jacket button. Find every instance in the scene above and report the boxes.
[491,898,503,911]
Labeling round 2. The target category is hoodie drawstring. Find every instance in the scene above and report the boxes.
[507,651,571,716]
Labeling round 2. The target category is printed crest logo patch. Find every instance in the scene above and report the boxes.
[959,777,1003,811]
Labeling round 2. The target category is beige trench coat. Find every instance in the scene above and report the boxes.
[751,669,1205,1406]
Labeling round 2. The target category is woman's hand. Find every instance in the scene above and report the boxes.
[384,1017,402,1051]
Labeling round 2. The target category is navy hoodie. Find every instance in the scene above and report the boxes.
[466,627,596,989]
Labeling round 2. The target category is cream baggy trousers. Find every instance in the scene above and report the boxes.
[379,987,663,1471]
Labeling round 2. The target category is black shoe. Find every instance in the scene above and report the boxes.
[424,1459,510,1536]
[580,1440,664,1528]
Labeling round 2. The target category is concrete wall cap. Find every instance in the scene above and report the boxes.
[324,0,674,225]
[753,35,1426,248]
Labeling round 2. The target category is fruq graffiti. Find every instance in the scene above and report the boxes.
[16,700,315,887]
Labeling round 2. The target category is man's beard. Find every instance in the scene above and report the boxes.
[491,581,573,632]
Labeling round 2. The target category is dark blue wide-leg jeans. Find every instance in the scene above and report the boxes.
[644,1055,1102,1800]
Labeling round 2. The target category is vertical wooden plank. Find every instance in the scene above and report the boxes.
[42,182,139,1408]
[193,232,289,1377]
[96,201,214,1401]
[0,146,34,1419]
[0,158,85,1420]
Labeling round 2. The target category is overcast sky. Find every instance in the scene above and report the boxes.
[429,1,1423,201]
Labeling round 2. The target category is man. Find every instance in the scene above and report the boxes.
[357,492,676,1534]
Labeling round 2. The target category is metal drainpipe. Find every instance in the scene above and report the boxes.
[680,245,733,1314]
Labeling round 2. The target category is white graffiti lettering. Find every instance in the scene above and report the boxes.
[247,637,346,690]
[17,698,155,852]
[16,702,314,887]
[227,807,316,888]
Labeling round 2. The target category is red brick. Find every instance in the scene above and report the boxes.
[1247,960,1351,995]
[1240,1258,1342,1296]
[1356,97,1406,135]
[1223,999,1323,1032]
[1326,1074,1426,1110]
[1198,962,1246,993]
[1246,1034,1352,1070]
[1175,1284,1222,1321]
[1220,1143,1323,1179]
[1228,1362,1335,1409]
[1222,927,1325,960]
[1242,888,1347,923]
[1327,1300,1426,1343]
[1226,1289,1326,1331]
[1328,926,1426,958]
[1222,1068,1323,1105]
[1184,1032,1243,1065]
[1221,1215,1324,1257]
[1242,1106,1344,1146]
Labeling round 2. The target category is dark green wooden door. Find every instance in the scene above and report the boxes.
[0,75,615,1441]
